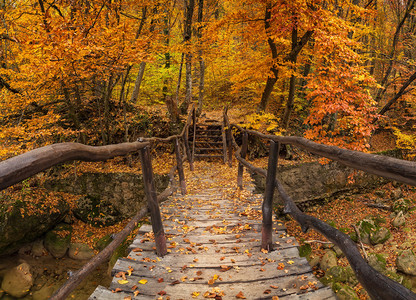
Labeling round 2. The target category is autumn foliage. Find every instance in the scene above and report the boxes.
[0,0,415,158]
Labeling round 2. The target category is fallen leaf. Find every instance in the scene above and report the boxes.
[138,279,148,284]
[124,296,132,300]
[170,280,180,285]
[133,290,140,296]
[264,289,271,294]
[158,278,164,283]
[270,285,279,289]
[272,296,279,300]
[158,290,167,295]
[131,285,137,290]
[192,291,200,297]
[236,291,246,299]
[287,260,294,265]
[112,288,122,293]
[117,279,129,284]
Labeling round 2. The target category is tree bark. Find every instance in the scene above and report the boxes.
[179,0,195,115]
[197,0,205,116]
[130,62,146,103]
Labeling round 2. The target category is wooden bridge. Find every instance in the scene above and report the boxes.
[1,105,416,300]
[90,163,335,299]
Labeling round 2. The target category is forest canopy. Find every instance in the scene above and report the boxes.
[0,0,415,157]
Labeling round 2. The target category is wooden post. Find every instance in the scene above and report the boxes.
[174,137,187,195]
[261,140,279,251]
[139,146,167,257]
[184,123,194,171]
[192,108,197,163]
[237,131,248,189]
[226,125,233,166]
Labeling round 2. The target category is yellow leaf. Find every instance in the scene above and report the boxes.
[287,260,294,265]
[192,291,200,297]
[117,279,129,284]
[138,279,148,284]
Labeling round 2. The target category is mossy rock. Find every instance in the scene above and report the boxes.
[95,234,113,251]
[368,253,387,272]
[298,243,312,258]
[44,223,72,258]
[0,192,69,256]
[108,238,130,272]
[370,227,391,245]
[393,198,411,213]
[354,219,376,244]
[73,195,122,227]
[332,282,359,300]
[325,266,348,283]
[320,250,338,271]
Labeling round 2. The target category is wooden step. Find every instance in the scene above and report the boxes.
[194,154,223,158]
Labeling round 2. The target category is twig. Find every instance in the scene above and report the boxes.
[352,224,368,261]
[304,240,333,245]
[366,203,391,211]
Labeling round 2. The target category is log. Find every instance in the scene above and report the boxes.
[0,141,149,191]
[49,206,148,300]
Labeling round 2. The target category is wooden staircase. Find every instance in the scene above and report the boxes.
[191,119,227,162]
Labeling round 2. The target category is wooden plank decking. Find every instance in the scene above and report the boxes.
[89,165,336,300]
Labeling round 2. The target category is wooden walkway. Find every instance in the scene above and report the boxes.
[89,164,335,300]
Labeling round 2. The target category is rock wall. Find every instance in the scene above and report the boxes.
[252,161,388,206]
[44,172,169,218]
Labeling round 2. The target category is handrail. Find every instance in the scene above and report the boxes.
[0,105,197,300]
[228,120,416,299]
[0,141,149,191]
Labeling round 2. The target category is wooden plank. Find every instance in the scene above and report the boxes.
[88,285,153,300]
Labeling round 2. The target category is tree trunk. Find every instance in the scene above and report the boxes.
[130,62,146,103]
[197,0,204,116]
[179,0,195,115]
[257,3,278,112]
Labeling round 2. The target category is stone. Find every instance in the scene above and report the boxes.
[31,239,46,257]
[0,192,69,256]
[392,198,410,213]
[326,266,348,282]
[95,234,113,251]
[44,224,72,258]
[32,284,55,300]
[1,263,33,298]
[393,211,406,227]
[298,243,312,258]
[368,253,387,273]
[309,256,320,268]
[391,188,403,200]
[333,245,344,257]
[333,283,359,300]
[353,219,376,244]
[68,243,94,260]
[370,227,391,245]
[396,249,416,276]
[320,250,338,271]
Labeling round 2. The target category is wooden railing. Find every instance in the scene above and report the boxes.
[224,109,416,300]
[0,105,197,300]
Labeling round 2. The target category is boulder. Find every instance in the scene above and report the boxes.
[44,224,72,258]
[333,282,359,300]
[320,250,338,271]
[1,263,33,298]
[368,253,387,273]
[68,243,94,260]
[31,239,46,257]
[392,198,410,214]
[95,234,113,251]
[396,249,416,276]
[0,192,69,256]
[326,266,348,283]
[353,219,376,244]
[32,284,55,300]
[393,211,406,227]
[370,227,391,245]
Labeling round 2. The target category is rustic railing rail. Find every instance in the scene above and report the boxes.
[0,105,196,300]
[227,116,416,299]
